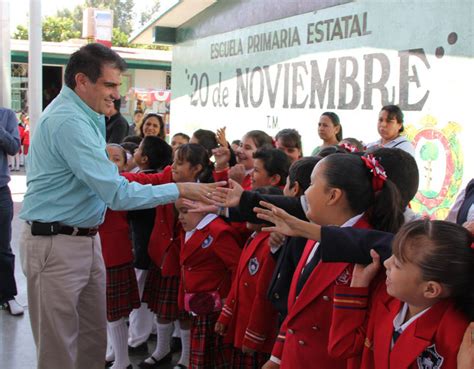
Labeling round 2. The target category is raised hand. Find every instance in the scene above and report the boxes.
[212,146,231,171]
[216,127,228,148]
[255,201,322,240]
[254,201,301,236]
[228,164,246,185]
[351,249,381,288]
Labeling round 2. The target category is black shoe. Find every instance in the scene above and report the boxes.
[128,342,148,355]
[170,337,182,353]
[138,352,172,368]
[105,362,131,369]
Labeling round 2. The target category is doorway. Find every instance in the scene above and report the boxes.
[43,66,63,109]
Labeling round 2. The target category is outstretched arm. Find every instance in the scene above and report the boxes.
[319,227,393,264]
[255,201,320,239]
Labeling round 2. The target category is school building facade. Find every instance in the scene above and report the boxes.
[134,0,473,219]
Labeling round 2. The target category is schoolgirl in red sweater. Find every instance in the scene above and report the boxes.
[176,199,242,369]
[100,144,140,369]
[125,144,218,369]
[329,220,473,369]
[254,154,405,369]
[216,186,283,369]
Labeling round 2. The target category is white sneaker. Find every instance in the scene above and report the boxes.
[6,299,24,316]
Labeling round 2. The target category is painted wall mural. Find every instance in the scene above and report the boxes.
[171,0,474,218]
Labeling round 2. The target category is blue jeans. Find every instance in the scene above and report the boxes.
[0,185,17,303]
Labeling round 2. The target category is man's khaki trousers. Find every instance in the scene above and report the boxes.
[20,223,106,369]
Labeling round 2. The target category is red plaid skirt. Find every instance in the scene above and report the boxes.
[142,263,188,321]
[106,263,140,321]
[190,311,232,369]
[231,347,269,369]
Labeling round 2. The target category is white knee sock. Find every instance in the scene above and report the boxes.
[108,318,131,369]
[173,321,181,337]
[178,328,191,367]
[145,322,173,363]
[128,269,155,347]
[106,324,115,362]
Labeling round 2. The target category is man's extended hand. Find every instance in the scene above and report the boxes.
[176,181,227,204]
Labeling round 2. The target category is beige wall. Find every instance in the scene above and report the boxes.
[134,69,168,90]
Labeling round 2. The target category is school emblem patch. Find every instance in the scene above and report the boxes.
[335,267,351,285]
[248,257,260,275]
[201,235,214,249]
[417,344,444,369]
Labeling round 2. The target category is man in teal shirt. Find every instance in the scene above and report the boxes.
[19,43,218,369]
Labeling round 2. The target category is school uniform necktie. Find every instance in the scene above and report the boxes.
[392,329,401,344]
[295,246,321,296]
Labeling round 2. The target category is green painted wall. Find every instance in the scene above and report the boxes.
[171,0,474,218]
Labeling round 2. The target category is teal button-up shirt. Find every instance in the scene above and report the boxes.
[20,86,179,227]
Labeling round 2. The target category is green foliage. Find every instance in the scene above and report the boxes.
[13,25,29,40]
[11,0,171,48]
[42,16,81,42]
[112,27,130,47]
[13,17,81,42]
[420,141,439,161]
[56,6,84,34]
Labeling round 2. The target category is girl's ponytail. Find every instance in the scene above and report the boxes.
[361,155,405,233]
[323,154,405,234]
[198,160,215,183]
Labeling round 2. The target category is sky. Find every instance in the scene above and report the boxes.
[9,0,150,35]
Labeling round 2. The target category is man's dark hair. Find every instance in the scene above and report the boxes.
[65,43,127,89]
